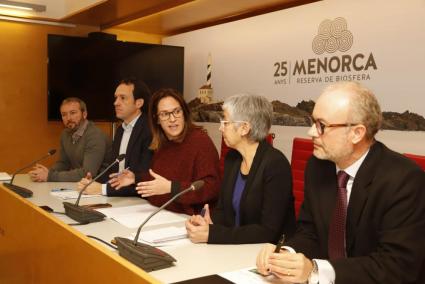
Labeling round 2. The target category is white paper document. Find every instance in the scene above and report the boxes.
[129,226,190,247]
[50,190,102,200]
[141,226,187,243]
[96,204,187,228]
[0,172,12,181]
[219,267,284,284]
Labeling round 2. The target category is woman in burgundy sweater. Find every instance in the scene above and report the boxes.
[110,88,220,215]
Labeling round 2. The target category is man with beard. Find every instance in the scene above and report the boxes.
[29,97,112,182]
[256,82,425,284]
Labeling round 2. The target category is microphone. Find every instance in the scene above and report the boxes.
[3,149,56,198]
[115,180,204,272]
[63,154,126,224]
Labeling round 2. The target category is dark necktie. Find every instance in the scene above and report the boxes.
[328,170,350,259]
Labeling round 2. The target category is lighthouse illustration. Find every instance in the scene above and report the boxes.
[198,53,213,104]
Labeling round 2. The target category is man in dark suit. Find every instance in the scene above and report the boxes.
[256,82,425,284]
[77,78,152,196]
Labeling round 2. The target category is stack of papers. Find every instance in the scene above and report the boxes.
[50,190,102,200]
[96,204,187,228]
[137,226,188,244]
[0,172,12,181]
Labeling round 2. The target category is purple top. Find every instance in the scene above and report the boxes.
[232,171,247,226]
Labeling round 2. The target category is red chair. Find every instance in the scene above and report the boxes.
[290,138,314,217]
[219,133,275,178]
[404,153,425,170]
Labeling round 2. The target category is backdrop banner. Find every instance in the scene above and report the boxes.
[164,0,425,132]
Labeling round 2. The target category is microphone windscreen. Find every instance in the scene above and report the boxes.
[48,149,57,155]
[191,180,205,191]
[117,154,126,161]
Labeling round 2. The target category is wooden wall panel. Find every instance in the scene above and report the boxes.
[0,21,160,173]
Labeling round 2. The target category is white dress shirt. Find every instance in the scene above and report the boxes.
[101,114,140,195]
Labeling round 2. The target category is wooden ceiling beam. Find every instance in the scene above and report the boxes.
[101,0,195,30]
[163,0,321,36]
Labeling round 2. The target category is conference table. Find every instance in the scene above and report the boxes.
[0,175,264,283]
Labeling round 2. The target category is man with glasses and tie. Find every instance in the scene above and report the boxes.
[256,82,425,284]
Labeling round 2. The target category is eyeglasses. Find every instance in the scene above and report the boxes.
[219,120,247,128]
[158,107,183,121]
[309,116,358,135]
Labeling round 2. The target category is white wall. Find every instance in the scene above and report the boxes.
[165,0,425,156]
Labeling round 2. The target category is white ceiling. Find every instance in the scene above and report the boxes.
[0,0,105,19]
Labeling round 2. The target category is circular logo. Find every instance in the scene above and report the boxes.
[312,17,353,55]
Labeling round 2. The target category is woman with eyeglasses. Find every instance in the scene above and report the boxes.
[110,88,221,215]
[185,94,296,244]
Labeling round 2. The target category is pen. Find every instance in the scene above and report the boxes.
[200,207,206,217]
[274,234,285,253]
[51,188,72,192]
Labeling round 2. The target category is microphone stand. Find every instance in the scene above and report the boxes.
[114,180,204,272]
[63,154,125,224]
[10,149,56,184]
[3,149,56,198]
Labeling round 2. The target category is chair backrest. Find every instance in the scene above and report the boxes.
[219,133,275,178]
[404,153,425,170]
[290,137,314,217]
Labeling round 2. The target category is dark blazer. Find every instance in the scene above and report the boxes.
[288,141,425,284]
[208,140,296,244]
[101,113,153,196]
